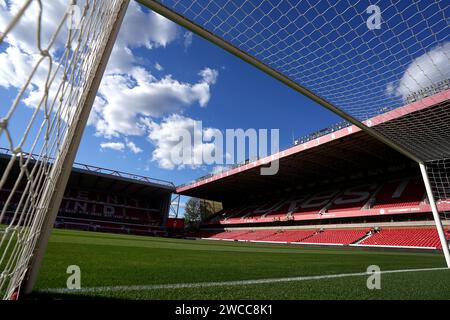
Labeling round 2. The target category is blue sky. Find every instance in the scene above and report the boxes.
[0,1,340,187]
[0,0,449,212]
[76,25,339,186]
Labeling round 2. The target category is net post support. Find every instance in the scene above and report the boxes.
[21,0,131,295]
[419,162,450,268]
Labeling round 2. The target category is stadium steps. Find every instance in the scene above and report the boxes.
[300,229,370,245]
[353,231,374,244]
[359,228,448,248]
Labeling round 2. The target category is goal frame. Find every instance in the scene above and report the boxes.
[136,0,450,266]
[1,0,448,299]
[19,0,131,295]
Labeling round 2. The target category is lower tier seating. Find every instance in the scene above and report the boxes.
[236,230,278,241]
[263,230,317,242]
[193,226,450,248]
[301,229,369,245]
[360,227,450,248]
[208,230,251,239]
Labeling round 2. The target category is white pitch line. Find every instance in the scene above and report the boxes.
[44,267,449,294]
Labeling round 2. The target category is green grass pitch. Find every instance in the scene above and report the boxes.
[29,229,450,300]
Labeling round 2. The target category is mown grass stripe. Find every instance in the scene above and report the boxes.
[43,267,448,294]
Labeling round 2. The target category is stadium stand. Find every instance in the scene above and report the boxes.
[234,230,277,241]
[301,229,369,245]
[359,227,450,249]
[195,229,318,243]
[192,226,450,249]
[0,149,175,236]
[198,173,434,226]
[209,230,251,239]
[178,90,450,251]
[263,230,317,243]
[371,178,425,209]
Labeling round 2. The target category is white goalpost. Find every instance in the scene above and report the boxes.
[0,0,130,299]
[135,0,450,264]
[0,0,449,301]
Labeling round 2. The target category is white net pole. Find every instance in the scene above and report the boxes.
[0,0,130,299]
[419,163,450,266]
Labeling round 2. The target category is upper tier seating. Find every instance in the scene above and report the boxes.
[203,173,439,226]
[326,184,378,213]
[292,190,339,216]
[372,178,425,209]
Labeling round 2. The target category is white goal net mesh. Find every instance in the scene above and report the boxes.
[0,0,128,299]
[145,0,450,206]
[0,0,449,300]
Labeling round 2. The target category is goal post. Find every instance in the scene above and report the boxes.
[0,0,130,299]
[419,163,450,266]
[21,0,131,296]
[0,0,449,301]
[137,0,450,265]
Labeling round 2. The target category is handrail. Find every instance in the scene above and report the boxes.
[0,147,175,188]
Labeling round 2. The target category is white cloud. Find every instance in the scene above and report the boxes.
[126,139,143,154]
[0,45,37,88]
[107,2,178,73]
[0,0,69,54]
[91,66,219,137]
[100,140,142,154]
[0,1,71,111]
[199,67,219,85]
[389,42,450,99]
[385,81,395,96]
[146,114,221,170]
[0,1,220,168]
[0,1,181,114]
[183,31,193,50]
[100,142,125,152]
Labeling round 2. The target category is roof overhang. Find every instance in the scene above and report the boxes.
[0,152,175,198]
[177,90,450,201]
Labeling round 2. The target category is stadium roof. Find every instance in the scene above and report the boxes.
[177,89,450,202]
[0,149,175,197]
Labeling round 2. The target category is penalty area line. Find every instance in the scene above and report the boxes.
[43,267,449,294]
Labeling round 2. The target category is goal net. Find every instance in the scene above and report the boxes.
[0,0,449,300]
[0,0,129,299]
[137,0,450,260]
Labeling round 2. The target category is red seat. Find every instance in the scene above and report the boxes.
[360,228,446,248]
[263,230,317,242]
[373,178,425,209]
[301,229,369,245]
